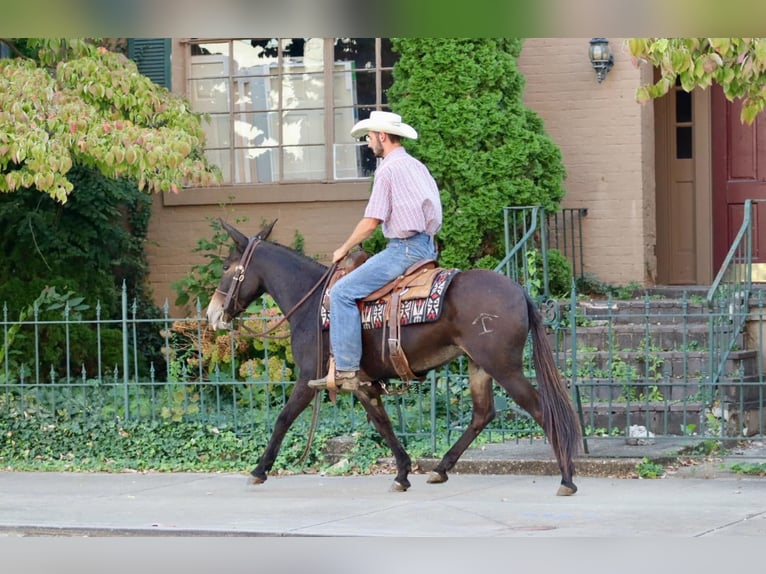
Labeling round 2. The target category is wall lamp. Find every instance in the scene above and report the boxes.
[589,37,614,83]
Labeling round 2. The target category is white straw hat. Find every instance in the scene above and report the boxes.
[350,111,418,140]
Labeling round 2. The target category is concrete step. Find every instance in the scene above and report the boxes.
[555,323,713,351]
[558,349,758,379]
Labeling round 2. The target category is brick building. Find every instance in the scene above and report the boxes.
[137,38,761,314]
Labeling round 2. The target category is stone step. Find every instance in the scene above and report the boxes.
[577,401,704,436]
[570,299,711,324]
[555,323,715,351]
[558,349,758,379]
[573,377,704,402]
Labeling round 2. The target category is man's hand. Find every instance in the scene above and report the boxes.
[332,247,347,264]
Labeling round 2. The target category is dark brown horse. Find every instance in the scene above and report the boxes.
[206,220,581,495]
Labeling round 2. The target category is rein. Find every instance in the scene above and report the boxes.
[238,262,337,340]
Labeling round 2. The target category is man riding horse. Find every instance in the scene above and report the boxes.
[308,111,443,393]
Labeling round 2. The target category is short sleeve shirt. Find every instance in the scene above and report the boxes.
[363,147,442,239]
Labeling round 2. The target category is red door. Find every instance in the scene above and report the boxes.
[712,85,766,269]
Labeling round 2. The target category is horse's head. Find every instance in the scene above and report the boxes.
[205,219,276,330]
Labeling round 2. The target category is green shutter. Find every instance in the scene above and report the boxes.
[127,38,171,89]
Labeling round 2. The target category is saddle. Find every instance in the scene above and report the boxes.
[323,251,447,382]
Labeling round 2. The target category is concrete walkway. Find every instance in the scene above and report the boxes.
[1,437,763,574]
[1,463,765,538]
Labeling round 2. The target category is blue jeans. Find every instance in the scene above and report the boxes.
[329,232,438,372]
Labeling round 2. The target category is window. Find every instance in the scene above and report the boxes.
[186,38,396,185]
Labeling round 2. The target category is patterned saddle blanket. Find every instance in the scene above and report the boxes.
[320,265,459,330]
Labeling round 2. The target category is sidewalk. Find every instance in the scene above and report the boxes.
[0,437,765,539]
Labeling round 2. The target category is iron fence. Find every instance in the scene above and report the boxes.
[2,197,766,461]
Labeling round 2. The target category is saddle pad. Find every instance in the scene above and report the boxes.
[321,268,459,330]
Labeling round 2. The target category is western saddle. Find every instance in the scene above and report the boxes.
[324,250,444,382]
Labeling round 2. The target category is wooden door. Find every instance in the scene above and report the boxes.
[656,80,697,284]
[712,85,766,272]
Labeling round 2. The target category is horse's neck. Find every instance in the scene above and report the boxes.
[259,248,325,316]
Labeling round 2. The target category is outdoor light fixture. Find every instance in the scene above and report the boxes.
[589,37,614,83]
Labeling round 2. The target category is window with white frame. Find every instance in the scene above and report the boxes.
[186,38,397,185]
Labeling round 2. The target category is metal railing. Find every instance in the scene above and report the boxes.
[705,199,754,435]
[3,203,766,463]
[547,207,587,281]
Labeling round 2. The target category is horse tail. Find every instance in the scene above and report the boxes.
[525,292,582,466]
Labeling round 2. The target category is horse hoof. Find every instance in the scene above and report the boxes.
[426,471,448,484]
[390,480,409,492]
[556,484,577,496]
[249,475,266,486]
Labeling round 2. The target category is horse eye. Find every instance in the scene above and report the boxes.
[222,263,230,272]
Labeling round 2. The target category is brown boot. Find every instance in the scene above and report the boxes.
[307,370,367,392]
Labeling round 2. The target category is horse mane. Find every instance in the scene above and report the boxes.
[260,239,329,277]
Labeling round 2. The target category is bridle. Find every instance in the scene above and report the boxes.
[214,235,337,340]
[217,236,262,319]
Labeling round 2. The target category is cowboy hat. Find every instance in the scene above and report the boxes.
[350,111,418,140]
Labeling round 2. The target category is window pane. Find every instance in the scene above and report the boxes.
[281,72,324,108]
[675,89,692,123]
[381,69,394,105]
[380,38,396,67]
[335,38,376,69]
[249,111,280,146]
[283,109,325,145]
[246,147,276,183]
[235,147,275,183]
[282,145,326,180]
[202,114,231,147]
[336,69,376,107]
[281,37,324,70]
[676,126,693,159]
[193,42,228,58]
[334,106,359,144]
[334,142,376,179]
[232,39,278,72]
[205,148,232,184]
[233,113,267,147]
[232,72,276,112]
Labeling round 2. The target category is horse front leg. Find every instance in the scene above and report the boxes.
[353,385,413,492]
[428,362,495,484]
[250,382,315,484]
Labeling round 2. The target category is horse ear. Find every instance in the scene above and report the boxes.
[256,219,278,240]
[219,218,249,252]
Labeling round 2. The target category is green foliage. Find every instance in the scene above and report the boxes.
[730,462,766,476]
[630,38,766,125]
[171,215,239,313]
[636,457,665,479]
[0,165,163,379]
[0,166,152,315]
[0,38,219,203]
[546,248,573,297]
[388,38,566,270]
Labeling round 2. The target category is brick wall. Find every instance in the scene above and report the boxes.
[517,38,656,287]
[145,195,369,314]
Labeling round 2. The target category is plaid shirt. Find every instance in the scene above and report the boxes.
[364,147,442,239]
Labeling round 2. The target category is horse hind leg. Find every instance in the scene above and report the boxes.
[353,385,413,492]
[428,362,495,484]
[493,369,577,496]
